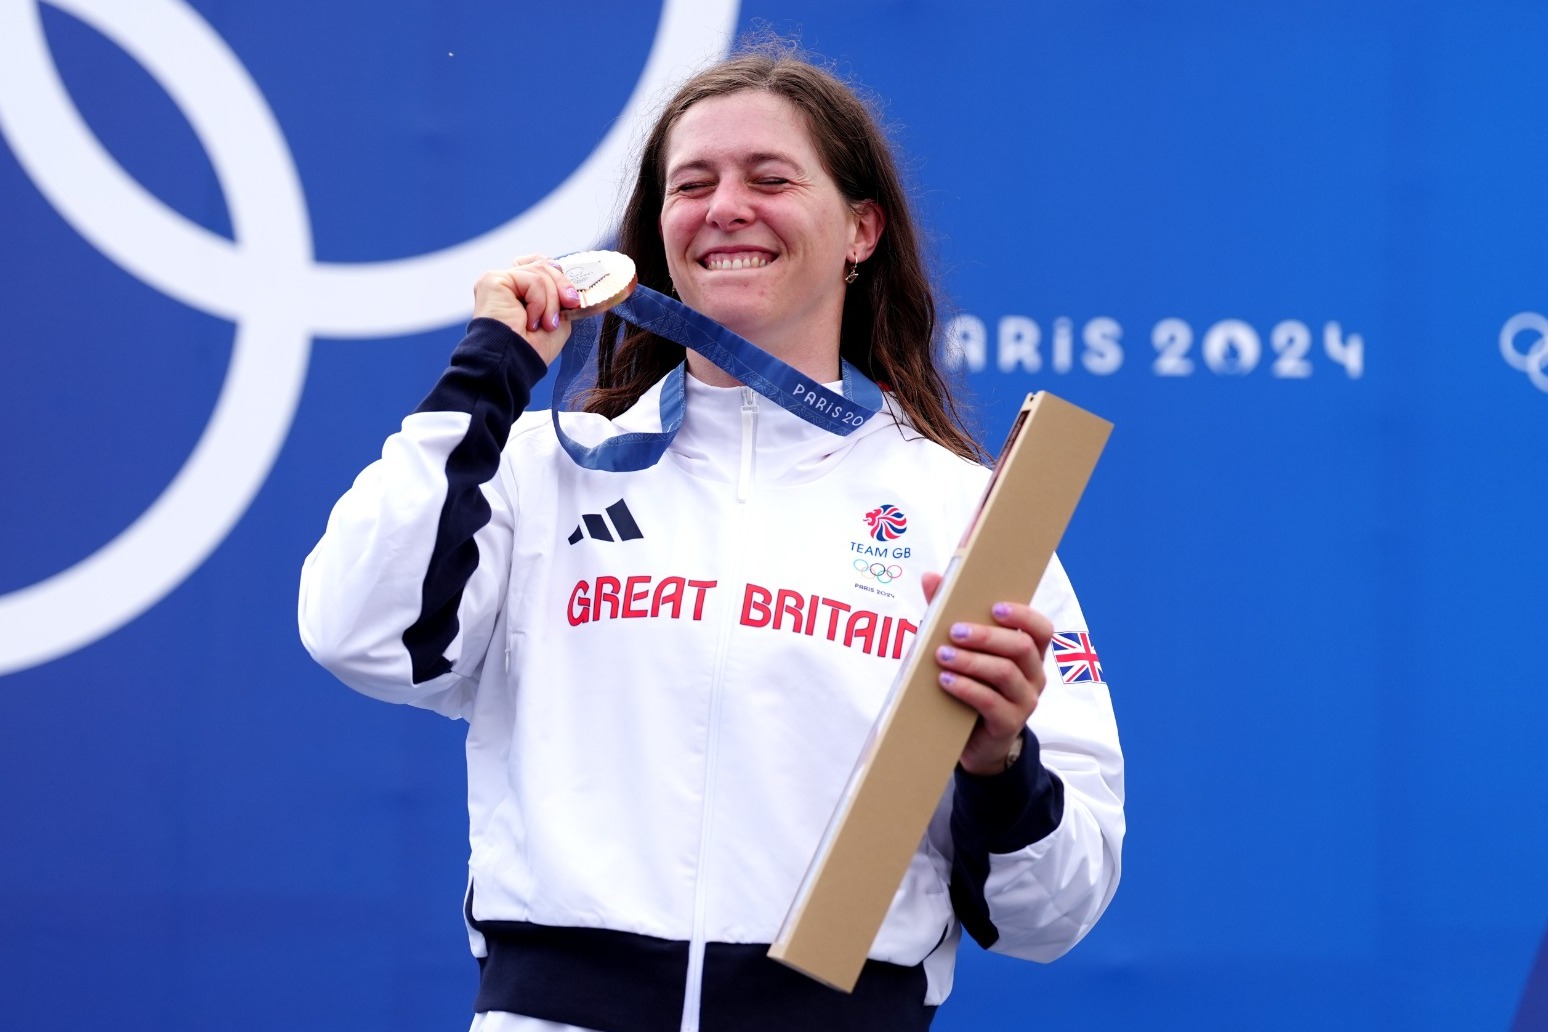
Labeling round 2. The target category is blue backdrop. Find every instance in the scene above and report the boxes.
[2,1,1545,1029]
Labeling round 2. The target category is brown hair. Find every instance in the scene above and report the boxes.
[587,40,984,463]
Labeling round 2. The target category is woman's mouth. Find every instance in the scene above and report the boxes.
[700,252,773,270]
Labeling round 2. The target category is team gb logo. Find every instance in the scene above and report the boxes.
[864,504,908,541]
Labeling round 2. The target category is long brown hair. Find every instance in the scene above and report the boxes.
[587,41,984,463]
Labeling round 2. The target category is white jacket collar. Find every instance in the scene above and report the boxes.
[667,370,896,487]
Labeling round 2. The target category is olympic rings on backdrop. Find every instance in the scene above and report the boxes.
[0,0,737,674]
[1500,311,1548,394]
[853,559,905,584]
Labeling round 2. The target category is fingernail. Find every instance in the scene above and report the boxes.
[937,645,957,662]
[563,287,580,303]
[939,671,956,687]
[950,622,970,641]
[548,312,561,330]
[992,602,1012,619]
[528,317,540,332]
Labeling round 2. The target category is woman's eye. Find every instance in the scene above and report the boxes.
[757,177,789,187]
[672,181,710,195]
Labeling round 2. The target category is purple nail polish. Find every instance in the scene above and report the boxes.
[563,287,580,303]
[950,622,970,641]
[992,602,1012,619]
[937,645,957,662]
[549,312,561,330]
[939,672,955,687]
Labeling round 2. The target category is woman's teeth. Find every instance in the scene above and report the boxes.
[704,255,770,270]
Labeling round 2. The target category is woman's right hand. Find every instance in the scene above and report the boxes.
[471,254,584,364]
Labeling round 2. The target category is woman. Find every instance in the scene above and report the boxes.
[300,45,1123,1032]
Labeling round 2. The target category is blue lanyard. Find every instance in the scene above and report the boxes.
[550,285,884,472]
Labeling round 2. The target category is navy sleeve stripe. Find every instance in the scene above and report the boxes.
[402,318,548,685]
[948,727,1065,948]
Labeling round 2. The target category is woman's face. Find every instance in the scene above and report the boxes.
[659,91,881,374]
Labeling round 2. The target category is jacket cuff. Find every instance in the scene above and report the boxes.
[413,317,549,417]
[952,727,1065,854]
[463,316,549,371]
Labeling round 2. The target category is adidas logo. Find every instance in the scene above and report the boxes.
[568,498,644,545]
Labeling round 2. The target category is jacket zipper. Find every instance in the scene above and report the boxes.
[736,387,756,502]
[680,388,758,1031]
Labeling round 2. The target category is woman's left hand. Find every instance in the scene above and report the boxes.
[921,572,1054,776]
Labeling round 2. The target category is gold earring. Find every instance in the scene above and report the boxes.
[844,261,860,285]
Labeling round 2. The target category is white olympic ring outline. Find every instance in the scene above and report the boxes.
[0,0,738,675]
[1500,312,1548,394]
[853,560,904,584]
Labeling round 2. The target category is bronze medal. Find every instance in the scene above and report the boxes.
[556,249,638,319]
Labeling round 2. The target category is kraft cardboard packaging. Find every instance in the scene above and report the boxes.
[769,392,1112,991]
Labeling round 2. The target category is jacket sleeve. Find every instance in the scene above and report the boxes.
[938,552,1125,961]
[298,318,550,719]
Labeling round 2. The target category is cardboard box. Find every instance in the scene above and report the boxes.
[767,391,1112,991]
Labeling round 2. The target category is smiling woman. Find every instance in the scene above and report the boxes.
[657,90,883,385]
[299,36,1124,1032]
[589,46,982,464]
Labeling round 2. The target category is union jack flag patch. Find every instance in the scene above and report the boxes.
[1051,631,1104,685]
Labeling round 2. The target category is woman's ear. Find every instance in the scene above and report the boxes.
[849,200,886,262]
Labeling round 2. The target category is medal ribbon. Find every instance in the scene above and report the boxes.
[549,285,883,472]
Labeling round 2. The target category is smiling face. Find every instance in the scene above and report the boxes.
[659,90,882,383]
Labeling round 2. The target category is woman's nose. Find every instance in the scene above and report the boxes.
[705,182,753,229]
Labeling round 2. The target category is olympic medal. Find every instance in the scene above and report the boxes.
[557,249,637,319]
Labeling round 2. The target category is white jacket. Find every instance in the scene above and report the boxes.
[299,319,1124,1032]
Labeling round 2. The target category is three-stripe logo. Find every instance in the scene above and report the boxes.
[568,499,644,544]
